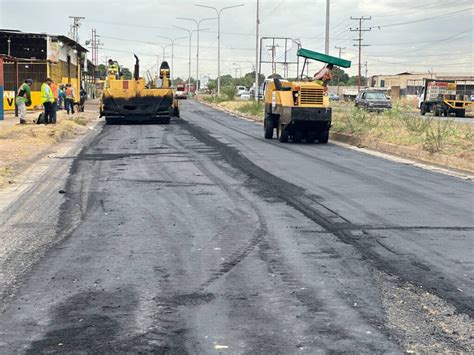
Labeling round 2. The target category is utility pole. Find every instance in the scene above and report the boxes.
[325,0,330,54]
[350,16,371,93]
[364,61,368,86]
[87,29,102,81]
[334,46,346,58]
[69,16,85,42]
[195,4,245,95]
[255,0,260,101]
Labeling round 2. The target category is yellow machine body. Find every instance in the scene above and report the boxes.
[100,58,179,124]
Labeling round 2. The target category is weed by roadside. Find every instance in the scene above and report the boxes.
[332,102,471,159]
[422,119,455,153]
[236,101,264,117]
[221,86,238,101]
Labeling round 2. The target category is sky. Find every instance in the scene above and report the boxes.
[0,0,473,80]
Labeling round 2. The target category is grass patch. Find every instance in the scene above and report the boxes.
[235,101,264,117]
[332,101,473,159]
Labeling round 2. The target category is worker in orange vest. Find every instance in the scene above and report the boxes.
[65,84,75,114]
[50,80,59,124]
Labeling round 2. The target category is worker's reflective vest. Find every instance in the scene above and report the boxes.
[65,87,74,99]
[108,63,119,75]
[51,83,59,101]
[40,83,54,104]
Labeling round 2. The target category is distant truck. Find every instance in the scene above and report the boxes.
[418,79,472,117]
[175,83,187,99]
[175,83,196,99]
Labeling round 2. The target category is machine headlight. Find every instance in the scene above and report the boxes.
[368,102,374,106]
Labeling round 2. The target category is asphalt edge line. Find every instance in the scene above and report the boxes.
[196,98,473,181]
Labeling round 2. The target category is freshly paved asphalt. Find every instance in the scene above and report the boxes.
[0,100,472,353]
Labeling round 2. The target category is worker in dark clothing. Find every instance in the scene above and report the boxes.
[16,79,33,124]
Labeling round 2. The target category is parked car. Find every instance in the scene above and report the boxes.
[240,91,251,100]
[328,93,340,101]
[236,86,247,96]
[355,90,392,111]
[250,85,264,99]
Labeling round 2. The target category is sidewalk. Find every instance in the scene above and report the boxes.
[0,101,100,188]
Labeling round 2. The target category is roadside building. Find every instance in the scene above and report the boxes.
[0,29,88,111]
[369,72,474,98]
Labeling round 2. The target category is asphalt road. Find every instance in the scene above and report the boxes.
[0,100,472,353]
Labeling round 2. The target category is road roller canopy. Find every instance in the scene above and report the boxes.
[297,48,351,68]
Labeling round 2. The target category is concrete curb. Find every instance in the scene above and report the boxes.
[195,99,473,175]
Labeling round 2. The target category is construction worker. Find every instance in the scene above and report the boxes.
[314,63,334,89]
[40,78,54,124]
[58,84,66,110]
[107,59,119,79]
[15,79,33,124]
[65,83,75,114]
[50,80,59,124]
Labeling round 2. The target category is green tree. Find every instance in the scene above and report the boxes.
[122,67,132,80]
[332,67,350,85]
[347,76,367,86]
[97,64,107,79]
[207,79,217,92]
[219,74,234,87]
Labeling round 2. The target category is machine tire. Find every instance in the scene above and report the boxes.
[306,132,316,144]
[173,106,180,117]
[319,129,329,144]
[105,117,117,125]
[264,115,274,139]
[455,109,465,118]
[279,124,289,143]
[293,130,303,143]
[434,107,441,116]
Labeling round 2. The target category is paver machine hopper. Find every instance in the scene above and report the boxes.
[100,55,179,124]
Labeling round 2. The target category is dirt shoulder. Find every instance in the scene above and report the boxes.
[196,97,473,174]
[0,102,100,188]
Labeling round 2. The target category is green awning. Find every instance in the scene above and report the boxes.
[297,48,351,68]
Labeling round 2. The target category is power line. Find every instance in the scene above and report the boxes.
[68,16,85,42]
[350,16,372,92]
[374,7,472,28]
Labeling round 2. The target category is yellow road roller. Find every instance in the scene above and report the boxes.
[263,48,351,143]
[100,55,179,124]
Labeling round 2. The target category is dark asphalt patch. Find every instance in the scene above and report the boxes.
[177,117,474,318]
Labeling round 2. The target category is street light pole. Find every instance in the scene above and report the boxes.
[255,0,260,102]
[159,44,170,61]
[325,0,330,54]
[156,35,187,86]
[177,17,216,91]
[195,3,245,96]
[174,26,199,93]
